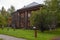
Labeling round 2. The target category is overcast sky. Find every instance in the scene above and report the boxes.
[0,0,45,10]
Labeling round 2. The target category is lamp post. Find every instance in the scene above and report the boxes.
[33,26,37,38]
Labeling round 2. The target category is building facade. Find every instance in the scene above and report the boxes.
[11,2,43,29]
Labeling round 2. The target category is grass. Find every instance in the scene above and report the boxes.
[0,28,60,40]
[0,38,3,40]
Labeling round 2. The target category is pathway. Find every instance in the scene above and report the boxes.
[0,34,26,40]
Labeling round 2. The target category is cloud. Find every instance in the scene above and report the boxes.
[0,0,44,10]
[0,1,1,7]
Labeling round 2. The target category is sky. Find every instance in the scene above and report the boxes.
[0,0,45,10]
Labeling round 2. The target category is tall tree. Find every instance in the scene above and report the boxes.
[7,5,15,14]
[45,0,60,27]
[30,6,48,32]
[0,14,7,29]
[1,6,7,16]
[30,0,60,32]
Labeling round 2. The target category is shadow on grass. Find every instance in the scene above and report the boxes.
[43,29,60,36]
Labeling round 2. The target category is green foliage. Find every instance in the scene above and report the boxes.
[1,7,7,16]
[7,5,15,14]
[45,0,60,26]
[0,6,15,27]
[0,7,8,27]
[30,0,60,28]
[30,6,48,27]
[30,10,41,26]
[0,14,7,26]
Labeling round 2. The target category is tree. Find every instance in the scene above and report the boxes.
[1,6,7,16]
[7,6,15,30]
[7,5,15,15]
[0,6,9,29]
[30,6,48,32]
[45,0,60,27]
[30,0,60,32]
[0,14,7,29]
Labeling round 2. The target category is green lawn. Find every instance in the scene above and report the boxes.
[0,38,3,40]
[0,28,60,40]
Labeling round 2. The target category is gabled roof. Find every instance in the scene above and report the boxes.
[23,2,40,8]
[17,2,43,11]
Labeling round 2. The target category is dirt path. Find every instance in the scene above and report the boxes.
[0,34,26,40]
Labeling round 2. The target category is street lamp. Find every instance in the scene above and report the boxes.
[33,26,37,38]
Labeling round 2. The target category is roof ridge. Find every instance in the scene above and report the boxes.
[22,2,40,9]
[25,2,39,7]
